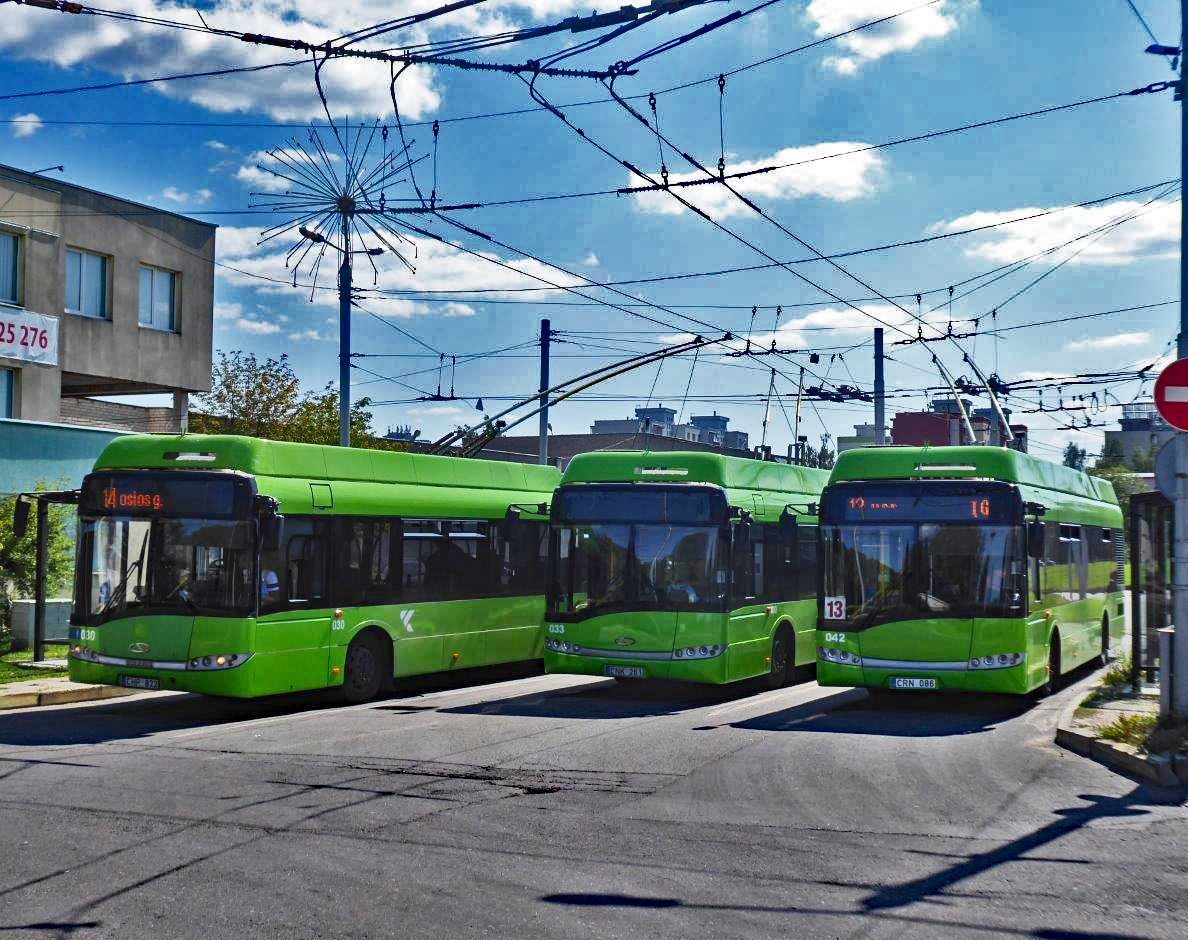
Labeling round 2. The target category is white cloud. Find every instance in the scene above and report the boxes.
[234,146,344,193]
[161,186,212,204]
[1064,331,1152,353]
[582,252,600,267]
[806,0,963,75]
[0,2,446,121]
[1013,370,1073,383]
[659,303,953,353]
[932,199,1179,267]
[215,224,567,322]
[213,298,283,334]
[632,143,884,218]
[407,403,471,417]
[288,328,330,341]
[205,139,229,151]
[10,112,41,138]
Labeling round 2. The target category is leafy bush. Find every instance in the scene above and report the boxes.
[1096,713,1158,748]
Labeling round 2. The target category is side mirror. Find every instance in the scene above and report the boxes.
[1027,521,1044,559]
[260,511,284,553]
[779,509,798,539]
[12,499,30,540]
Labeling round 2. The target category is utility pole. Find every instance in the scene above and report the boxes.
[538,318,551,465]
[1173,11,1188,716]
[338,206,353,448]
[874,328,886,445]
[792,365,805,464]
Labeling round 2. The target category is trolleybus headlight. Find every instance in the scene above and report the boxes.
[70,646,99,662]
[187,653,251,671]
[820,647,859,665]
[969,652,1024,670]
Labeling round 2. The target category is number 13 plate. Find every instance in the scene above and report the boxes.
[824,596,846,620]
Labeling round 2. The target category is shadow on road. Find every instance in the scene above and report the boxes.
[729,689,1030,737]
[440,675,792,720]
[862,783,1184,912]
[0,661,547,748]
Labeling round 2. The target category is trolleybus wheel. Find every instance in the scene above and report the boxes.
[766,627,792,690]
[342,635,383,703]
[1038,631,1061,699]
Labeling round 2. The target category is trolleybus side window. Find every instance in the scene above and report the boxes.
[284,518,328,607]
[402,520,445,601]
[796,525,818,600]
[335,518,396,606]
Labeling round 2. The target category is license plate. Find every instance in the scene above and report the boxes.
[117,675,160,691]
[604,665,646,679]
[889,677,936,690]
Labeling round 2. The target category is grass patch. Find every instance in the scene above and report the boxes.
[0,645,70,685]
[1100,655,1133,689]
[1097,712,1188,755]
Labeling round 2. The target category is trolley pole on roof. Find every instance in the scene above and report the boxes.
[874,328,886,445]
[538,318,551,465]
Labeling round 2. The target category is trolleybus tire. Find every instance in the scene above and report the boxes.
[766,626,792,690]
[1037,631,1062,699]
[342,634,384,703]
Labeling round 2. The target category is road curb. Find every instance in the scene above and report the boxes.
[0,682,136,711]
[1054,682,1187,787]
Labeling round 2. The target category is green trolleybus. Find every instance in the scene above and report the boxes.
[816,446,1125,696]
[67,434,559,701]
[543,451,829,686]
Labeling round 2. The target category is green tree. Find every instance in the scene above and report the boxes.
[816,433,836,470]
[1097,437,1126,469]
[0,489,74,642]
[1129,444,1156,473]
[191,350,302,438]
[1062,441,1087,470]
[191,349,405,449]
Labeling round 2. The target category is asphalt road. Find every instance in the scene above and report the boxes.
[0,664,1185,940]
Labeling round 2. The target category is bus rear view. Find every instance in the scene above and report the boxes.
[817,446,1123,696]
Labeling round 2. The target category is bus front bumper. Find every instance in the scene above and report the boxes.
[67,652,267,698]
[543,648,729,684]
[817,660,1032,695]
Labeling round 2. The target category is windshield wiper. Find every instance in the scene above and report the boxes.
[96,556,145,620]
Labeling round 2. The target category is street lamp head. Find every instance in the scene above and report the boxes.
[365,247,384,256]
[299,226,326,244]
[1146,43,1181,57]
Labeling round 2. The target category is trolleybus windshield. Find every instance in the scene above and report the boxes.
[550,485,729,618]
[821,482,1026,628]
[75,472,257,624]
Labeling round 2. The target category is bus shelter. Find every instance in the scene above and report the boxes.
[1129,490,1172,687]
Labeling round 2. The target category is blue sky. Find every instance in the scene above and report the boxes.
[2,0,1181,461]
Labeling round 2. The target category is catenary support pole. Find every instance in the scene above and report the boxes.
[538,318,551,465]
[793,366,804,464]
[33,498,47,664]
[1173,16,1188,716]
[338,213,353,448]
[874,328,886,445]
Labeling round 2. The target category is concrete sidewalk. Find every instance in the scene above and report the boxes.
[0,677,136,710]
[1056,680,1188,787]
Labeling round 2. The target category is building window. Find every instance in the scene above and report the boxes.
[65,248,109,319]
[0,367,13,418]
[0,232,19,306]
[138,265,176,331]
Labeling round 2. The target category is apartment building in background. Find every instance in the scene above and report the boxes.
[0,164,216,492]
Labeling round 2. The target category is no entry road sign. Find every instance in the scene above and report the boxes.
[1155,359,1188,431]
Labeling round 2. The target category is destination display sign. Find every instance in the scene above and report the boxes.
[80,472,251,519]
[824,484,1018,524]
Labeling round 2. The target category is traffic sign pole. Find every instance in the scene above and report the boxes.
[1176,7,1188,718]
[1154,362,1188,714]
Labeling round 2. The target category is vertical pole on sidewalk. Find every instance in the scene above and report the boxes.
[538,318,551,465]
[1173,13,1188,717]
[874,328,886,445]
[33,498,47,663]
